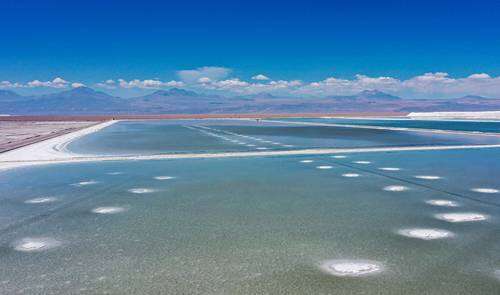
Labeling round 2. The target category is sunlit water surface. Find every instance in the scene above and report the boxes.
[1,148,500,294]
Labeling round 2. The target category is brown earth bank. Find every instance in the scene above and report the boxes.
[0,112,407,122]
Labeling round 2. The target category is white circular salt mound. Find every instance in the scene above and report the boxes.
[300,160,313,163]
[397,228,454,240]
[379,167,400,171]
[73,180,98,186]
[154,176,175,180]
[342,173,360,178]
[383,185,409,192]
[414,175,442,180]
[435,212,488,223]
[92,207,126,214]
[471,188,499,194]
[332,155,347,159]
[353,161,371,164]
[107,172,123,175]
[320,260,383,277]
[425,199,459,207]
[316,166,333,170]
[25,197,57,204]
[128,188,156,194]
[13,237,61,252]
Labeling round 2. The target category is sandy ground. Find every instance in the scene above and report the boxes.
[0,121,97,152]
[1,118,500,172]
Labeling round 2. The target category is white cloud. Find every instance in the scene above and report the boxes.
[0,81,23,88]
[106,79,184,89]
[197,77,212,84]
[177,66,231,83]
[26,77,69,88]
[468,73,491,79]
[252,74,270,81]
[2,72,500,98]
[71,82,86,88]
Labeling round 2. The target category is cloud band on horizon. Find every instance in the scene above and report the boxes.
[1,68,500,99]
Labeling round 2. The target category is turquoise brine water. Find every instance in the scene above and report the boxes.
[67,119,500,156]
[272,117,500,133]
[0,149,499,294]
[1,119,500,294]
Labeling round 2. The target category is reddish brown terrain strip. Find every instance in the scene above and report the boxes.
[0,112,406,122]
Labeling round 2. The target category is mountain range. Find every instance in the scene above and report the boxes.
[1,87,500,115]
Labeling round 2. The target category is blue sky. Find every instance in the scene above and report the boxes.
[1,0,500,98]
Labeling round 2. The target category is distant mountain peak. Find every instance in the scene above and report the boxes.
[40,86,115,100]
[357,89,401,100]
[68,86,97,93]
[457,95,489,100]
[151,88,199,97]
[238,92,278,99]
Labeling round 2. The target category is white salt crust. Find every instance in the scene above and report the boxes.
[320,260,384,277]
[128,188,156,194]
[13,237,62,252]
[434,212,488,223]
[342,173,360,178]
[425,199,459,207]
[471,188,499,194]
[91,207,126,214]
[397,228,454,240]
[383,185,409,192]
[316,166,333,169]
[24,197,57,204]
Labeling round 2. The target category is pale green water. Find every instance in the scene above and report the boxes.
[0,149,499,294]
[68,120,500,156]
[269,117,500,133]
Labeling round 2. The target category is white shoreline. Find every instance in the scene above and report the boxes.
[0,120,117,169]
[2,142,500,171]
